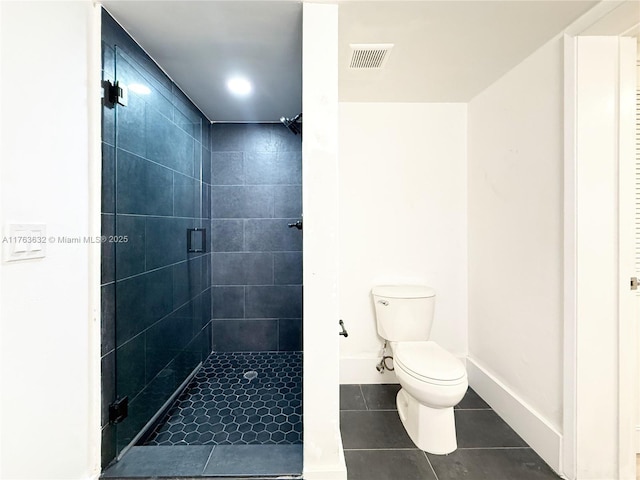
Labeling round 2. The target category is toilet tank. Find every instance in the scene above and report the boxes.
[372,285,436,341]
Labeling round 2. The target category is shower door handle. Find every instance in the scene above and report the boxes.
[288,220,302,230]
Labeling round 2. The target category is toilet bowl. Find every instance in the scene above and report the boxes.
[391,341,467,454]
[371,285,467,455]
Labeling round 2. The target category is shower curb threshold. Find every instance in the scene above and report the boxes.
[101,445,303,479]
[101,477,303,480]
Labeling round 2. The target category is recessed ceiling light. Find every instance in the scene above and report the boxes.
[226,76,252,97]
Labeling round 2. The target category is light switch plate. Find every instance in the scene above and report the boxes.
[3,224,47,262]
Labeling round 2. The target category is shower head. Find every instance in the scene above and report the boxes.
[280,113,302,135]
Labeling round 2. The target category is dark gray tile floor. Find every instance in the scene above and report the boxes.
[340,384,561,480]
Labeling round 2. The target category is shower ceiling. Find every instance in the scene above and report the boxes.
[103,0,618,121]
[101,0,302,123]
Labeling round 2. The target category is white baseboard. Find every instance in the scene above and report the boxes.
[467,357,563,475]
[636,425,640,453]
[340,355,398,384]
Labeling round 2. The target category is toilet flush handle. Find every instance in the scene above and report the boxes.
[377,299,389,306]
[339,319,349,337]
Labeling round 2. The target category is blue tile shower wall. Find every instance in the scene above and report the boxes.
[100,9,212,469]
[210,124,302,352]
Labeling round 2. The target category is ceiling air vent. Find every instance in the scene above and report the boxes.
[349,43,394,69]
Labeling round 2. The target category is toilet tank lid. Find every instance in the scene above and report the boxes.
[372,285,435,298]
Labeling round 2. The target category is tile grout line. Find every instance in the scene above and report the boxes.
[455,407,493,411]
[344,448,424,451]
[359,384,369,411]
[340,408,398,412]
[342,446,532,451]
[422,450,440,480]
[455,446,533,450]
[201,445,217,474]
[341,446,533,451]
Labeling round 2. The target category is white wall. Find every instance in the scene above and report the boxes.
[467,36,564,469]
[0,1,101,479]
[338,103,468,384]
[302,3,347,479]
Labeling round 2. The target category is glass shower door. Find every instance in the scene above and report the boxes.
[110,46,210,457]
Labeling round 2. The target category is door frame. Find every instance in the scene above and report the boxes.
[563,34,638,480]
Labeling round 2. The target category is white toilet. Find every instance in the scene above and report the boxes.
[372,285,468,455]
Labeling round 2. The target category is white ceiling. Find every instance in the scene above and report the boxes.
[339,1,598,103]
[102,0,624,122]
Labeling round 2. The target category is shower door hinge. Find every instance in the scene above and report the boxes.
[109,396,128,424]
[631,277,638,290]
[102,80,128,108]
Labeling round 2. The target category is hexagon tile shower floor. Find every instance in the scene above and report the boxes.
[144,351,302,445]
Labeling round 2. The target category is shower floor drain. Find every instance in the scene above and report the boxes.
[243,370,258,381]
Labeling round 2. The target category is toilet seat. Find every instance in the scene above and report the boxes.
[394,341,466,386]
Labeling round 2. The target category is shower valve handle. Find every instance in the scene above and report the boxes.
[288,220,302,230]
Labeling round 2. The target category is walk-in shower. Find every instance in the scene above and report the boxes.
[100,7,303,477]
